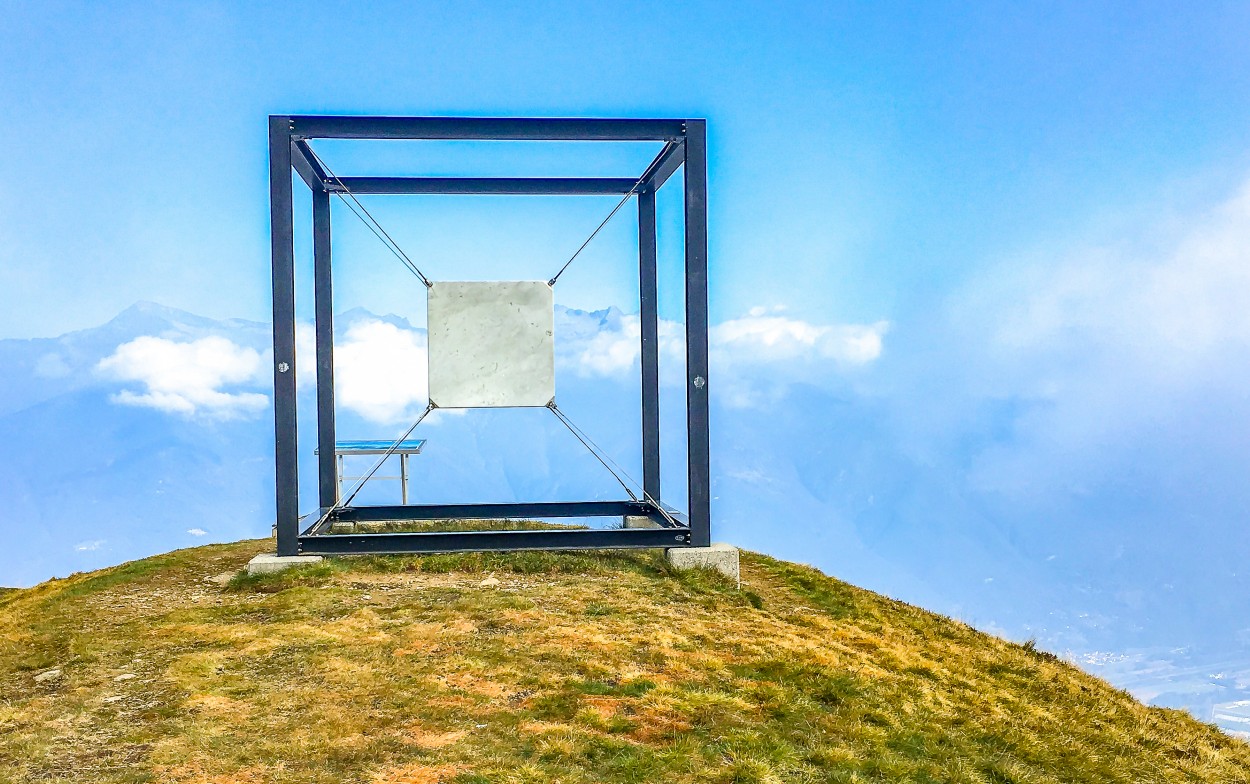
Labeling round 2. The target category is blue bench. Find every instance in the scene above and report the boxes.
[316,440,426,504]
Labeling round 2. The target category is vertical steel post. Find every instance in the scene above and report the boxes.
[401,453,409,505]
[269,117,299,555]
[638,188,661,503]
[312,187,337,512]
[683,120,711,547]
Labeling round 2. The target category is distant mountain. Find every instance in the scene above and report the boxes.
[0,301,272,416]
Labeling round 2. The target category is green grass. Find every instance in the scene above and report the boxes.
[1,537,1247,783]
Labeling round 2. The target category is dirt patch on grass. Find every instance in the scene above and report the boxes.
[404,728,467,749]
[582,695,623,720]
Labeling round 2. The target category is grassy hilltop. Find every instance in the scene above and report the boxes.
[2,539,1248,783]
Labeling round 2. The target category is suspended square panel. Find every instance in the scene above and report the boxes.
[427,280,555,408]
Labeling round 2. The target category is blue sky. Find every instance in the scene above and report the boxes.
[5,2,1250,337]
[7,1,1250,719]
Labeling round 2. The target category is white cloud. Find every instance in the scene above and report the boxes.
[936,174,1250,502]
[712,314,888,366]
[709,313,888,408]
[575,314,644,375]
[97,335,268,420]
[75,540,104,551]
[186,528,207,536]
[334,319,428,424]
[954,178,1250,378]
[554,306,888,408]
[558,313,685,377]
[964,177,1250,396]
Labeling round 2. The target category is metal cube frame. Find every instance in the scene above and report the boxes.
[268,115,710,556]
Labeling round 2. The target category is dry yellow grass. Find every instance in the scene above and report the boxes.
[1,538,1248,783]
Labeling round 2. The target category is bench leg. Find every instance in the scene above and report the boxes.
[401,453,409,505]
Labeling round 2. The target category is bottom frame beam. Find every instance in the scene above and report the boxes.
[300,526,692,555]
[332,500,653,522]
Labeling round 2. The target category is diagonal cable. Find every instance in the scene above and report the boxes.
[305,142,427,284]
[551,405,680,528]
[305,403,436,536]
[547,180,643,286]
[340,403,436,507]
[335,194,428,283]
[548,140,680,287]
[548,404,637,501]
[547,404,680,528]
[303,143,433,288]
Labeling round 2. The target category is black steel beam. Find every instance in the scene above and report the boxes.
[640,141,686,192]
[638,189,661,502]
[683,120,712,548]
[312,188,337,511]
[290,140,327,192]
[269,116,300,556]
[299,525,692,555]
[329,177,639,195]
[334,500,652,522]
[289,116,687,141]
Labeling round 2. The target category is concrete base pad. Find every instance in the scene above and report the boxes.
[623,515,661,529]
[666,543,740,584]
[246,554,324,575]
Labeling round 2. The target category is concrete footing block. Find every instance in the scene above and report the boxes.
[623,515,661,529]
[666,543,740,584]
[246,554,324,575]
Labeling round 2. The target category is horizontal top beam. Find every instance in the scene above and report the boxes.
[285,115,689,141]
[326,176,641,195]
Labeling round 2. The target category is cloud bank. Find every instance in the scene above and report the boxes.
[95,306,888,425]
[714,306,887,365]
[554,305,888,408]
[332,319,429,425]
[938,176,1250,511]
[96,335,268,420]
